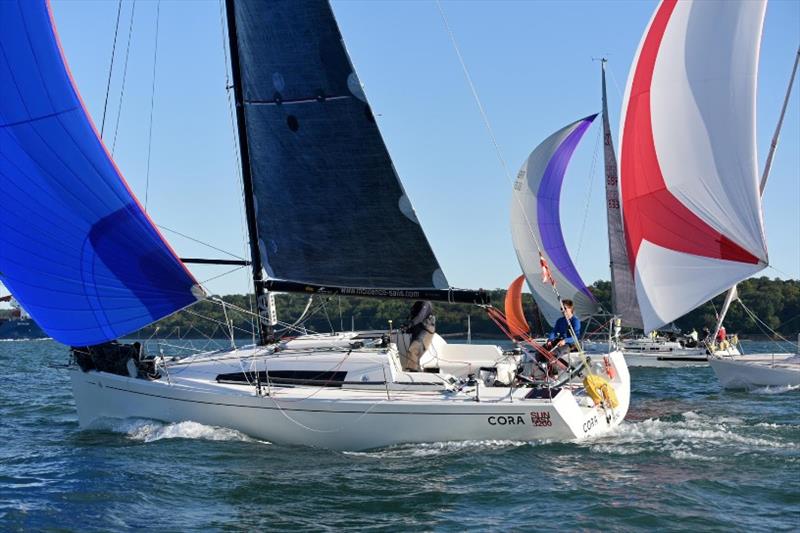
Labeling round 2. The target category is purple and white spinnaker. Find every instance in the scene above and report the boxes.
[510,115,600,326]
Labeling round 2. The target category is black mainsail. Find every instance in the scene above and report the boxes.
[225,0,448,300]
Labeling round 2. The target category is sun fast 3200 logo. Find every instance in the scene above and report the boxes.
[530,411,552,427]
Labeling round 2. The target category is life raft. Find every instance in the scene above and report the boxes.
[583,374,619,409]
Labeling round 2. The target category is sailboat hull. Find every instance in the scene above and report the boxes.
[709,355,800,389]
[622,338,740,367]
[68,345,630,451]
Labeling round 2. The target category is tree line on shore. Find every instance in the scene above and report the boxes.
[120,276,798,340]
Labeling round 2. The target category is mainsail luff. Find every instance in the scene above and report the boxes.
[224,0,270,344]
[0,0,203,346]
[600,59,642,329]
[226,0,448,290]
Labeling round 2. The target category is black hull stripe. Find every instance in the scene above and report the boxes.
[94,383,555,416]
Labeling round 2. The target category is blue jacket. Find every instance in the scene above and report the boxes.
[548,315,581,345]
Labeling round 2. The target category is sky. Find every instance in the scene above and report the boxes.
[41,0,800,298]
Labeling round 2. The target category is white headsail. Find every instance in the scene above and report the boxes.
[619,0,769,332]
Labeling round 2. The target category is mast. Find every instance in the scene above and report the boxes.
[712,46,799,342]
[601,59,618,316]
[224,0,271,345]
[600,58,642,329]
[760,46,800,193]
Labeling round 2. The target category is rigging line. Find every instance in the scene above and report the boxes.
[144,0,161,210]
[274,301,336,337]
[208,296,319,336]
[435,8,593,362]
[184,308,255,338]
[156,224,246,260]
[273,298,336,337]
[319,297,336,334]
[434,0,543,254]
[435,0,590,356]
[199,265,247,285]
[575,124,602,263]
[218,0,253,311]
[111,0,137,156]
[100,0,123,138]
[338,295,343,332]
[276,296,315,336]
[767,264,796,279]
[606,63,625,102]
[737,299,799,349]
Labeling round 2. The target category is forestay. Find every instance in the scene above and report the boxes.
[619,0,769,332]
[511,115,600,326]
[228,0,446,289]
[0,1,203,346]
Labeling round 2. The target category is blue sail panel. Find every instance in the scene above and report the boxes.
[0,1,202,346]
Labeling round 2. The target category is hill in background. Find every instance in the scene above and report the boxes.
[131,276,798,340]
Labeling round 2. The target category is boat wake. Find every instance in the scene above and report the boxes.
[344,439,540,459]
[587,410,798,460]
[750,383,800,395]
[96,418,268,444]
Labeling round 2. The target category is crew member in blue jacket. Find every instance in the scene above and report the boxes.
[545,299,581,353]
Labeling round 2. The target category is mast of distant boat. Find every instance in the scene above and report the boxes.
[600,57,642,330]
[712,46,800,341]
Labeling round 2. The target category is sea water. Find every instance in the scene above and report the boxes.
[1,339,798,531]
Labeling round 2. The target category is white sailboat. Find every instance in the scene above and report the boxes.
[710,352,800,390]
[621,337,738,368]
[0,0,630,450]
[618,0,798,386]
[708,44,800,389]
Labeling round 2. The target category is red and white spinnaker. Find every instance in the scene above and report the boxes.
[619,0,769,332]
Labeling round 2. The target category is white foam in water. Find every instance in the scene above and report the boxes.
[100,418,267,444]
[751,384,800,395]
[344,439,538,459]
[587,410,797,460]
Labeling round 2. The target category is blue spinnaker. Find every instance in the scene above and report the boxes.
[0,1,202,346]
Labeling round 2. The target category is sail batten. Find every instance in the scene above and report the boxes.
[619,0,769,332]
[0,0,203,346]
[228,0,446,290]
[511,115,599,326]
